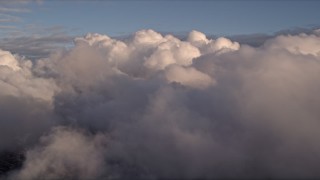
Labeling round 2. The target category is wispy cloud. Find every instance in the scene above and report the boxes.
[0,0,34,30]
[0,25,17,29]
[0,33,73,59]
[0,14,21,22]
[0,7,31,13]
[0,0,41,4]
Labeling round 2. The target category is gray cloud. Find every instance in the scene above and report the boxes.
[0,33,73,60]
[228,26,320,47]
[0,0,40,4]
[0,25,16,29]
[0,14,20,23]
[9,127,108,180]
[0,7,30,13]
[0,0,35,39]
[1,29,320,179]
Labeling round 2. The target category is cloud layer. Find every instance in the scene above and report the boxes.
[1,29,320,179]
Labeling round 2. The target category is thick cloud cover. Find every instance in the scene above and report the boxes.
[1,29,320,179]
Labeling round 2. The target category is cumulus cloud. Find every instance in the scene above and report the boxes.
[0,49,20,70]
[1,29,320,179]
[0,49,58,156]
[0,49,58,101]
[264,33,320,56]
[188,30,240,55]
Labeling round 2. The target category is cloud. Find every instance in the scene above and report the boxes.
[0,49,58,100]
[0,49,21,71]
[0,25,16,29]
[0,7,30,13]
[228,26,320,47]
[264,33,320,56]
[0,49,58,153]
[1,29,320,179]
[0,14,20,22]
[0,0,40,4]
[164,65,214,89]
[0,33,73,60]
[0,0,40,43]
[10,127,108,180]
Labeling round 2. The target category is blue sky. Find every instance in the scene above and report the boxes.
[2,0,320,37]
[1,0,320,59]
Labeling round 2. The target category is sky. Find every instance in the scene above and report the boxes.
[1,0,320,179]
[1,0,320,37]
[1,0,320,59]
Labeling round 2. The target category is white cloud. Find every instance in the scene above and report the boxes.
[0,49,20,71]
[132,29,164,45]
[144,38,200,70]
[264,34,320,56]
[0,49,58,101]
[1,30,320,179]
[188,31,240,55]
[188,30,209,44]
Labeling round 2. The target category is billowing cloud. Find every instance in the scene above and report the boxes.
[0,49,58,155]
[1,29,320,179]
[264,33,320,56]
[0,49,58,100]
[188,30,240,54]
[10,127,108,180]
